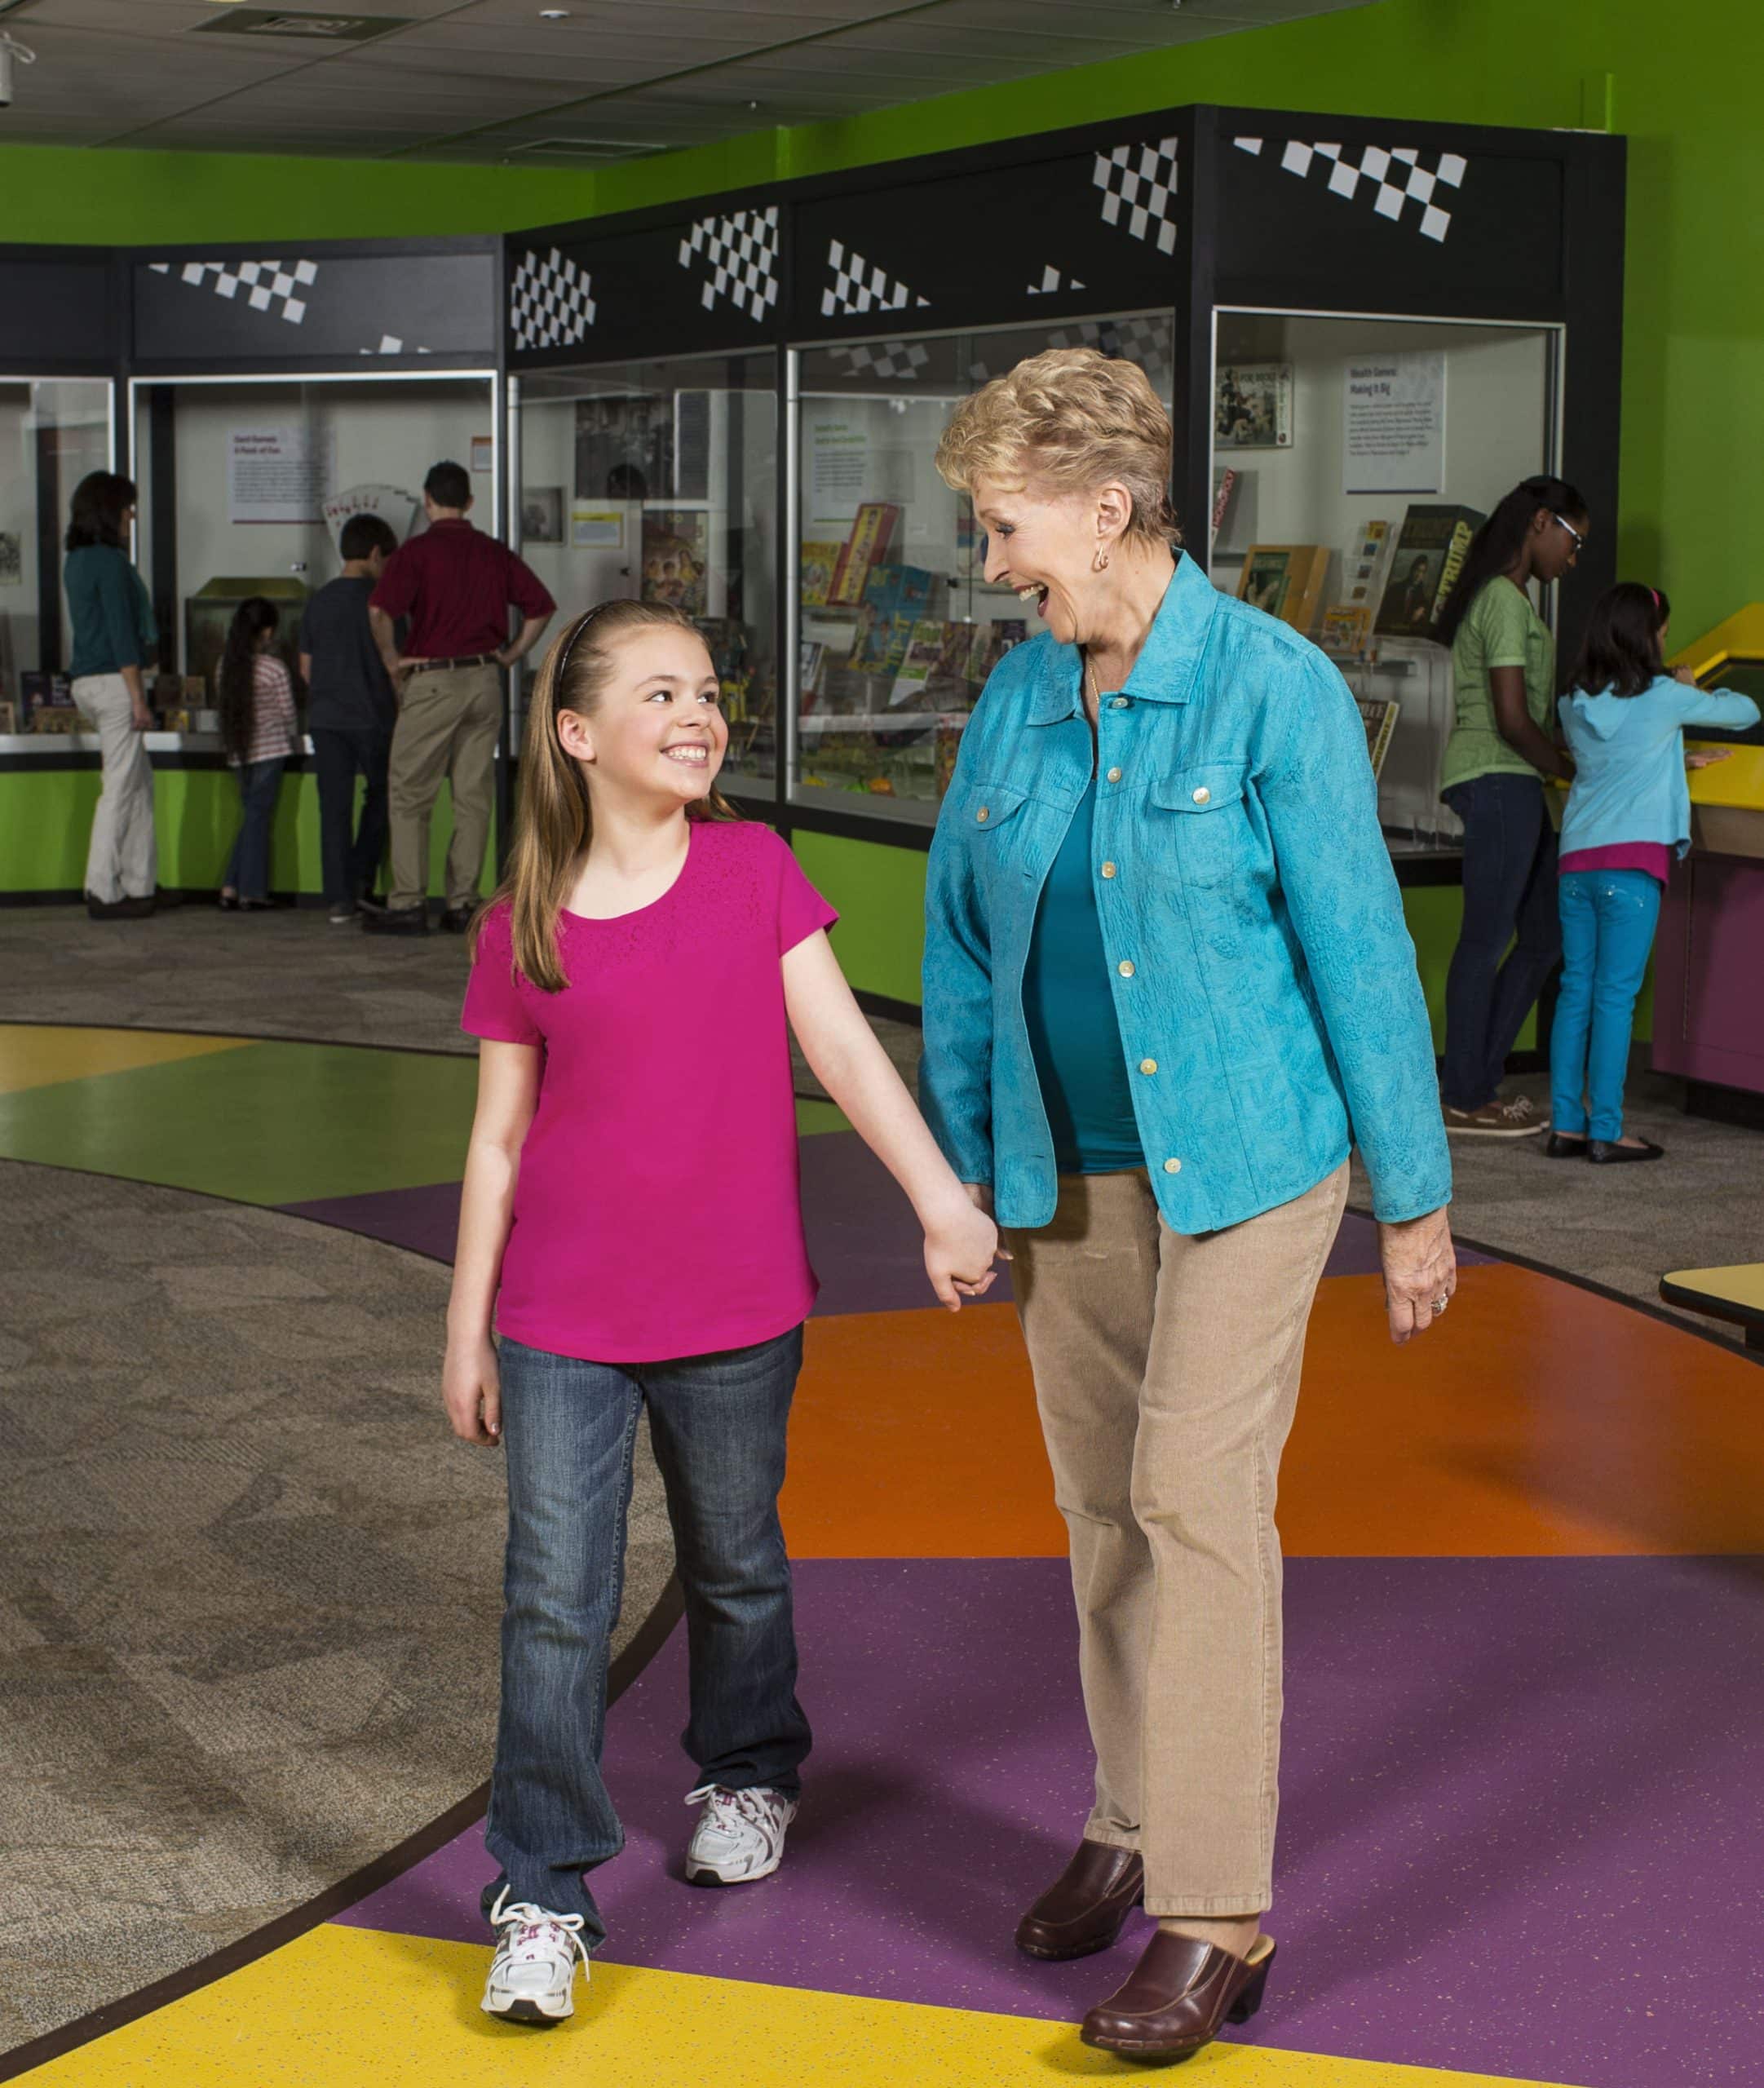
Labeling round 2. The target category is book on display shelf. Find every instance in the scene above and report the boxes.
[890,620,979,710]
[826,503,902,608]
[799,542,842,609]
[1209,467,1240,551]
[641,510,709,617]
[1320,605,1373,657]
[1236,545,1329,635]
[1338,519,1393,612]
[1374,503,1484,642]
[1356,695,1401,778]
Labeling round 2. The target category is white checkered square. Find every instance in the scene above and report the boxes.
[679,206,780,321]
[1028,263,1086,294]
[1093,135,1179,255]
[1237,135,1467,243]
[829,340,931,383]
[510,246,597,351]
[820,239,929,319]
[152,257,315,324]
[1047,315,1170,387]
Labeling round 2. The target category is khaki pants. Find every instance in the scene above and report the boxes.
[386,663,502,912]
[72,674,157,904]
[1006,1161,1348,1915]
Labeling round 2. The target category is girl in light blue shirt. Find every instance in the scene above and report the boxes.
[1549,583,1759,1162]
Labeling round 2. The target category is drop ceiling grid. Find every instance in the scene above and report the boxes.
[2,0,1379,161]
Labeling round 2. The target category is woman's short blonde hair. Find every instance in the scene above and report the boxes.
[934,347,1179,546]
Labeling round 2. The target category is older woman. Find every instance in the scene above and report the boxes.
[923,349,1454,2063]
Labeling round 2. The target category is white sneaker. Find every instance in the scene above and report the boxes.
[683,1783,798,1885]
[481,1887,588,2024]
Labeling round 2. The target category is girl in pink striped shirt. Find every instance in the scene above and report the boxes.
[218,597,298,912]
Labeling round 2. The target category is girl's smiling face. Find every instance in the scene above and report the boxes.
[558,625,727,807]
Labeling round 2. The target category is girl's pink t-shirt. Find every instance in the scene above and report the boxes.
[462,821,837,1365]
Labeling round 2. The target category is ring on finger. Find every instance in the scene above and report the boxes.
[1431,1294,1449,1316]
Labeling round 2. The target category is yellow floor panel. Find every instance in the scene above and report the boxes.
[24,1923,1585,2088]
[0,1024,248,1097]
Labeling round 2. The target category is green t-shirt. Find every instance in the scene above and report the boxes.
[1440,576,1555,794]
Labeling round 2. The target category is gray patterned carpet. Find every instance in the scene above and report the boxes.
[0,1161,672,2050]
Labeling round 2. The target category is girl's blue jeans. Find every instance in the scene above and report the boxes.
[482,1326,810,1949]
[224,757,285,902]
[1550,868,1663,1141]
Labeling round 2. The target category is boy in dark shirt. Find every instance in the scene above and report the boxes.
[299,514,400,924]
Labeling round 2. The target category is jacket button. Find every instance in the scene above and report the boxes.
[1117,960,1134,978]
[1139,1058,1157,1076]
[976,806,989,823]
[1192,786,1211,805]
[1100,861,1116,879]
[1106,766,1122,784]
[1163,1157,1182,1174]
[1111,697,1129,710]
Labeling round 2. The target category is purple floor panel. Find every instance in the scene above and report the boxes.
[281,1179,463,1263]
[338,1554,1764,2087]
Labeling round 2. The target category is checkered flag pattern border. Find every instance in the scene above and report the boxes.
[1233,136,1467,243]
[829,341,931,383]
[1092,136,1178,255]
[150,257,317,324]
[821,240,931,320]
[679,206,780,321]
[1028,264,1086,294]
[510,246,597,351]
[1048,316,1171,383]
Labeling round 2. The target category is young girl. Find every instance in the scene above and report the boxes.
[445,599,1002,2027]
[1548,582,1759,1163]
[217,597,298,911]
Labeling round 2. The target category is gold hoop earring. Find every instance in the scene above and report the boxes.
[1092,544,1112,574]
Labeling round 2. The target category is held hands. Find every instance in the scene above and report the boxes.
[1687,747,1733,770]
[923,1187,1010,1312]
[1377,1206,1457,1346]
[443,1334,502,1446]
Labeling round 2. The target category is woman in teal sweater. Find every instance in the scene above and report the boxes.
[64,471,161,920]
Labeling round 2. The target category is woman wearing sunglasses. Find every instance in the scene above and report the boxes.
[1433,475,1590,1137]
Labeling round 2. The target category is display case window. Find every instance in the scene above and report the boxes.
[790,316,1177,827]
[1209,309,1563,851]
[130,372,497,729]
[516,352,778,795]
[0,378,114,723]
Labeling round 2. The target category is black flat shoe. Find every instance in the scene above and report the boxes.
[1587,1138,1665,1165]
[218,892,240,911]
[1545,1133,1589,1158]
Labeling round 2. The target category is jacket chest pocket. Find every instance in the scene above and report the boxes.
[1149,763,1252,891]
[966,784,1037,885]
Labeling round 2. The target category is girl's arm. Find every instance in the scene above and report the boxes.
[443,1038,541,1443]
[782,930,1004,1310]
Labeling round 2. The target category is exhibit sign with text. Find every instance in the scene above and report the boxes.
[228,426,334,525]
[1343,353,1445,495]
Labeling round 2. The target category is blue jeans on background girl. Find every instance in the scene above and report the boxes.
[1550,868,1663,1141]
[1440,772,1563,1111]
[224,757,285,901]
[483,1326,811,1947]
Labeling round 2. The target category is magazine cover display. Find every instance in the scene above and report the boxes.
[1214,364,1294,450]
[1236,544,1329,634]
[1356,693,1402,778]
[640,511,709,617]
[1373,503,1483,640]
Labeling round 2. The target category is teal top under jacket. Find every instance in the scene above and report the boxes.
[1021,776,1145,1174]
[921,551,1452,1235]
[1558,675,1761,860]
[65,544,157,680]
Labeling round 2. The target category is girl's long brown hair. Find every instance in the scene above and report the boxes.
[472,598,740,993]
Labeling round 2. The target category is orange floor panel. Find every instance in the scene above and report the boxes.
[788,1267,1764,1560]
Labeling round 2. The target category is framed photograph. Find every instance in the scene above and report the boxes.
[642,509,709,617]
[1237,544,1329,635]
[521,486,564,545]
[1215,364,1293,450]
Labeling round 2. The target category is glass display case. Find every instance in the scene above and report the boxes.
[790,315,1175,827]
[0,378,114,723]
[129,370,499,725]
[515,352,778,794]
[1209,309,1563,851]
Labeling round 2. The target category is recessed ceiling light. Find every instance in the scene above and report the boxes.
[539,8,569,15]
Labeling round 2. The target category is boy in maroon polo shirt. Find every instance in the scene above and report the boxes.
[365,461,555,934]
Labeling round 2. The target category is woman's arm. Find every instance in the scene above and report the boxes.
[782,930,1003,1308]
[918,796,997,1194]
[1259,652,1457,1341]
[443,1038,541,1443]
[1489,665,1572,779]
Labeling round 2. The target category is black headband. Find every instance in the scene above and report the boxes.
[554,601,614,688]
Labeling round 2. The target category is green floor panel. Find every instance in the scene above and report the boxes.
[794,1098,851,1136]
[0,1040,480,1205]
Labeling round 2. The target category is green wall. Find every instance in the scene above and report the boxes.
[0,767,490,902]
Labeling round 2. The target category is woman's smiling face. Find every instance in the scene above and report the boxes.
[973,474,1106,648]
